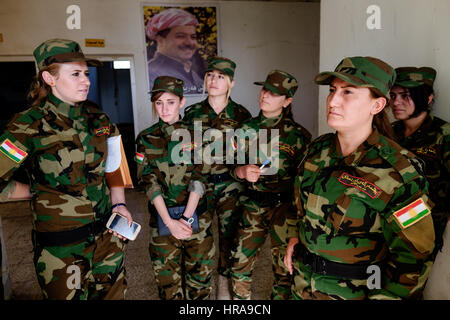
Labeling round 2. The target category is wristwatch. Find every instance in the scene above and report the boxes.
[181,215,194,225]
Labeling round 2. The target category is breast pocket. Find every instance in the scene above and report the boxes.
[330,188,385,236]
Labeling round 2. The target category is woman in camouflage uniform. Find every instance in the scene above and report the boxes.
[0,39,132,300]
[182,57,251,299]
[136,76,214,300]
[390,67,449,259]
[231,70,311,300]
[285,56,436,300]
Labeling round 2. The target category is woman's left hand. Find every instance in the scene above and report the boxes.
[108,205,134,241]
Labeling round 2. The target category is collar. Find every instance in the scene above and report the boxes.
[158,117,182,136]
[331,127,380,167]
[202,98,237,118]
[256,110,284,128]
[47,92,82,119]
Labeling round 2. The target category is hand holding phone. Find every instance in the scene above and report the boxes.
[106,212,141,241]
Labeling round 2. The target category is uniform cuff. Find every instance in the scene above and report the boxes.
[188,180,206,197]
[147,186,163,203]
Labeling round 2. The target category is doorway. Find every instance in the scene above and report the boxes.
[0,60,138,185]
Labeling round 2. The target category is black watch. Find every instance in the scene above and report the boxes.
[181,215,194,225]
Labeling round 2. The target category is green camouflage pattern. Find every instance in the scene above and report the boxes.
[205,56,236,80]
[0,93,119,233]
[233,110,312,193]
[33,38,101,71]
[183,98,252,176]
[148,208,215,299]
[230,110,311,300]
[183,98,252,277]
[315,56,396,99]
[136,119,207,207]
[136,118,214,299]
[395,67,437,88]
[291,129,435,300]
[393,113,450,257]
[254,70,298,98]
[33,230,126,300]
[151,76,184,101]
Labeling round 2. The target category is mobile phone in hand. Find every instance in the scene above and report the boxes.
[106,212,141,241]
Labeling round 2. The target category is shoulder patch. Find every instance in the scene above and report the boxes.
[135,152,144,164]
[393,196,431,229]
[0,139,28,163]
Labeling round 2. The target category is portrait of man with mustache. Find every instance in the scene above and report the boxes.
[146,8,206,95]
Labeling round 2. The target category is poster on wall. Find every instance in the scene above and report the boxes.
[142,4,218,96]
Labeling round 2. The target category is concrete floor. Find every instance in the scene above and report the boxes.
[0,189,273,300]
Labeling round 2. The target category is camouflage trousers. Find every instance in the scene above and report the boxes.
[33,229,127,300]
[149,209,215,300]
[206,178,244,277]
[230,200,292,300]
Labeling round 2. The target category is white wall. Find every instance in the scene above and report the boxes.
[320,0,450,299]
[319,0,450,135]
[0,0,319,137]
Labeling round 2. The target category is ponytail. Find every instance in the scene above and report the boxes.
[283,104,294,119]
[27,64,60,107]
[373,108,396,141]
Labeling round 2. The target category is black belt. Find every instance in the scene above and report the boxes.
[209,172,232,184]
[297,246,383,280]
[34,214,111,247]
[246,189,292,207]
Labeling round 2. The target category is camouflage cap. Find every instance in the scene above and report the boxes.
[33,39,101,71]
[151,76,184,101]
[254,70,299,98]
[315,56,396,99]
[394,67,436,88]
[205,56,236,79]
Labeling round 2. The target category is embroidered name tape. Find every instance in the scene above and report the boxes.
[95,126,110,136]
[393,197,431,229]
[274,142,295,157]
[413,146,438,158]
[0,139,28,164]
[135,152,144,164]
[338,172,381,199]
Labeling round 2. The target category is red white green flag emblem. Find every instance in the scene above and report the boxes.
[0,139,28,163]
[135,152,144,164]
[393,197,431,229]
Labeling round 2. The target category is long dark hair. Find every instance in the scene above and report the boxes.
[407,84,434,118]
[27,64,60,107]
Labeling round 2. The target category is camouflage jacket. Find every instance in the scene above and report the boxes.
[136,119,208,208]
[233,109,311,193]
[393,113,450,215]
[0,93,118,232]
[293,128,435,299]
[182,98,252,175]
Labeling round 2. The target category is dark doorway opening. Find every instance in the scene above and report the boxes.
[88,61,137,186]
[0,62,36,131]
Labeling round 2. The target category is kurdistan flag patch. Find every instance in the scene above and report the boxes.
[0,139,28,163]
[135,152,144,164]
[393,197,431,229]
